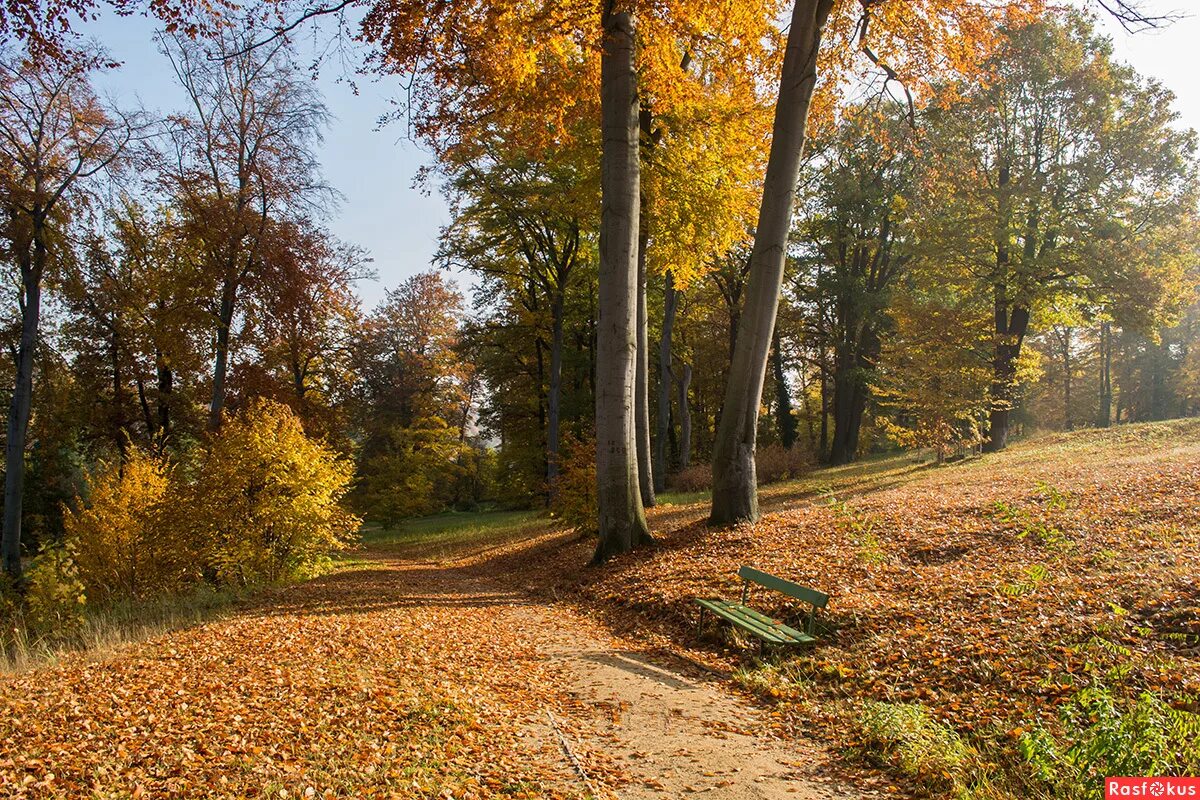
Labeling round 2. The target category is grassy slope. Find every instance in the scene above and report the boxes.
[427,420,1200,797]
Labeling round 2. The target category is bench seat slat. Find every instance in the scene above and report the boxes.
[697,598,814,645]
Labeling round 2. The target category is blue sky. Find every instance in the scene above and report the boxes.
[85,3,1199,311]
[88,12,447,310]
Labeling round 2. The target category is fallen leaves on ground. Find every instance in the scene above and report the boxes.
[0,564,592,799]
[460,420,1200,779]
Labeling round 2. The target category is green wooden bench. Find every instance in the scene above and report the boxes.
[696,566,829,647]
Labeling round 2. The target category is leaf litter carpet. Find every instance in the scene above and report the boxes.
[0,556,869,799]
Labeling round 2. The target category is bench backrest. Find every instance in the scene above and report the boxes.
[738,566,829,609]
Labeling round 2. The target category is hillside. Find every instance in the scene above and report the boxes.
[447,420,1200,797]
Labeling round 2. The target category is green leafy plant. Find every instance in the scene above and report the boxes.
[857,701,975,793]
[1019,688,1200,799]
[23,543,87,635]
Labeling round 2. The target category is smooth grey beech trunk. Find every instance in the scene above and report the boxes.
[635,227,655,507]
[654,272,677,493]
[547,294,565,486]
[593,6,651,563]
[676,361,692,469]
[208,283,237,432]
[710,0,834,525]
[1,239,45,580]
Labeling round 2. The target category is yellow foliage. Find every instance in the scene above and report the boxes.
[188,400,360,585]
[65,450,191,603]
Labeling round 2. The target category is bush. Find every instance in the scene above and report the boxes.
[754,443,815,485]
[667,464,710,494]
[550,432,596,534]
[1019,688,1200,799]
[188,400,360,585]
[857,701,975,793]
[65,450,193,603]
[665,446,814,495]
[23,543,87,635]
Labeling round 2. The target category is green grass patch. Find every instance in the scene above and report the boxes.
[359,509,561,561]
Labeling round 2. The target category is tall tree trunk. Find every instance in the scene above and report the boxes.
[1061,327,1073,430]
[593,6,651,563]
[547,293,565,489]
[676,362,692,469]
[828,356,854,465]
[983,293,1029,453]
[1097,321,1112,427]
[829,328,879,465]
[710,0,833,525]
[1150,338,1169,421]
[2,238,45,581]
[111,322,128,466]
[635,225,655,507]
[654,272,677,493]
[156,355,173,450]
[771,329,798,449]
[819,363,829,458]
[208,282,236,432]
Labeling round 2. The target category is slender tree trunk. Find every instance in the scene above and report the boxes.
[1150,338,1169,421]
[710,0,833,525]
[2,240,45,581]
[156,356,173,450]
[547,293,565,488]
[1062,327,1073,430]
[111,324,129,466]
[1097,321,1112,428]
[819,363,829,458]
[208,282,237,432]
[136,376,154,439]
[635,225,655,507]
[771,329,798,449]
[654,272,677,493]
[676,362,692,469]
[593,6,650,563]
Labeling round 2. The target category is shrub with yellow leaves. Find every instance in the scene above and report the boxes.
[188,400,360,585]
[65,449,192,603]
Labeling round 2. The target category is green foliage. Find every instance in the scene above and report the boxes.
[1019,688,1200,799]
[991,488,1073,551]
[23,543,87,635]
[998,564,1049,598]
[355,415,474,525]
[190,399,360,585]
[826,497,888,564]
[857,701,976,793]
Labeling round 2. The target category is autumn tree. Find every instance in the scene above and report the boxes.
[792,105,915,465]
[235,219,367,441]
[352,272,480,523]
[0,51,137,580]
[159,28,329,432]
[357,0,784,558]
[437,130,597,497]
[58,198,211,459]
[920,13,1197,452]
